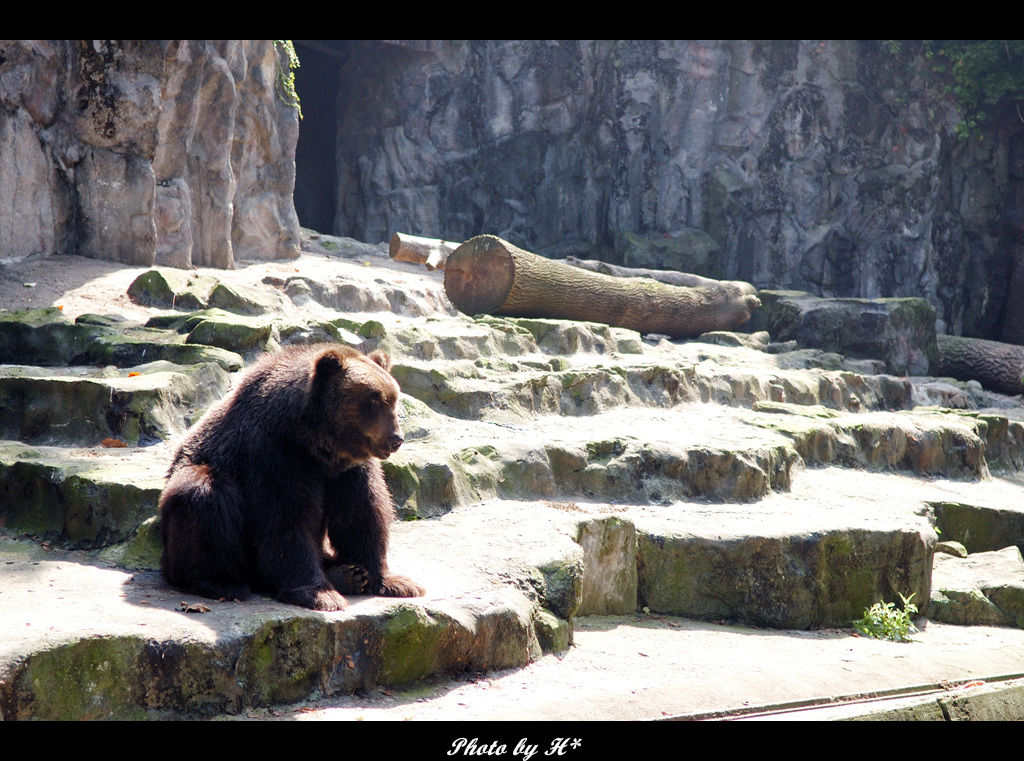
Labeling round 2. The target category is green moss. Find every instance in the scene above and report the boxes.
[18,636,148,720]
[99,516,163,569]
[533,609,572,653]
[535,555,583,620]
[377,605,446,685]
[237,617,332,707]
[586,439,626,461]
[358,320,386,338]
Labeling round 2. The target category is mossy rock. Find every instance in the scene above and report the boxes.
[383,451,469,519]
[533,609,573,652]
[0,308,96,366]
[932,501,1024,554]
[637,526,933,629]
[79,329,243,371]
[186,317,280,357]
[758,291,938,376]
[0,444,165,549]
[99,516,163,570]
[208,282,289,316]
[931,548,1024,627]
[0,361,229,447]
[236,617,334,707]
[11,637,151,720]
[126,269,219,310]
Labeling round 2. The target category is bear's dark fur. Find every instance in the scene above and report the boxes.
[158,343,425,611]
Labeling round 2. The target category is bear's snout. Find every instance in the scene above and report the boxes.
[387,433,404,453]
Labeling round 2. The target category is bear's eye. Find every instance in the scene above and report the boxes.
[364,391,383,409]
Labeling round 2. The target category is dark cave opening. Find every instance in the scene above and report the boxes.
[292,40,350,235]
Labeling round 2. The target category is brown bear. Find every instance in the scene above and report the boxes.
[158,343,425,611]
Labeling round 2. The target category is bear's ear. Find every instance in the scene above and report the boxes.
[366,349,392,372]
[314,350,346,379]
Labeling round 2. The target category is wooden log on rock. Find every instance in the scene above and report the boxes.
[937,333,1024,395]
[444,235,760,338]
[389,232,459,270]
[563,256,755,292]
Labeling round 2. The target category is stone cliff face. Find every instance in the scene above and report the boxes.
[0,40,300,269]
[327,40,1024,343]
[3,41,1022,345]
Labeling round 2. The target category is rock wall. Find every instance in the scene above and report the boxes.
[331,40,1024,343]
[0,40,300,269]
[4,40,1023,344]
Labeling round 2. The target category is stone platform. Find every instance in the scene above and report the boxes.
[2,240,1024,720]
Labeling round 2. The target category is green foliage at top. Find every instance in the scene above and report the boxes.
[853,592,919,642]
[888,40,1024,139]
[272,40,302,119]
[928,40,1024,138]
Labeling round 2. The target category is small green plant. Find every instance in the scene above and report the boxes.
[272,40,302,119]
[885,40,1024,139]
[853,592,919,642]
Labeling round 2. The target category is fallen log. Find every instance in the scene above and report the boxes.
[937,334,1024,395]
[443,235,760,338]
[563,256,753,292]
[389,232,459,270]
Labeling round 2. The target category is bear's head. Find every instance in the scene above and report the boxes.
[307,346,404,468]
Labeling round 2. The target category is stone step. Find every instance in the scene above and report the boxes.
[0,308,243,370]
[0,442,167,549]
[7,463,1021,719]
[0,362,229,447]
[4,268,1024,719]
[930,545,1024,628]
[386,403,1022,517]
[3,392,1020,548]
[0,520,549,720]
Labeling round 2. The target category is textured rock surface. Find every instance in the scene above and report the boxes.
[0,361,229,446]
[755,290,938,376]
[3,244,1024,719]
[931,547,1024,628]
[0,40,300,268]
[0,442,166,548]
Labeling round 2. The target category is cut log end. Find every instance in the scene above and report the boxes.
[444,238,517,315]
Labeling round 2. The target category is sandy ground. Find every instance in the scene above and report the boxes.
[1,253,151,320]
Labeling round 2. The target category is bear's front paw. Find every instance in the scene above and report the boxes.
[310,588,349,611]
[379,574,426,598]
[326,563,370,595]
